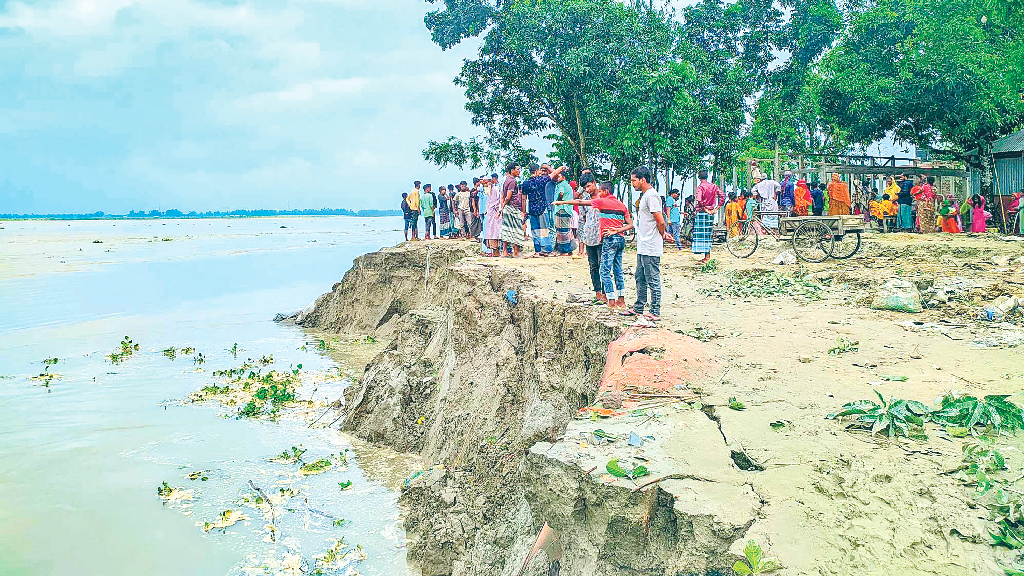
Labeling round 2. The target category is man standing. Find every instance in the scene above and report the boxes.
[693,170,725,264]
[752,173,781,229]
[421,184,436,240]
[552,170,576,256]
[665,189,682,251]
[499,164,526,257]
[407,181,421,240]
[453,181,472,238]
[576,173,604,303]
[520,163,567,256]
[401,192,412,242]
[469,178,482,239]
[626,166,673,322]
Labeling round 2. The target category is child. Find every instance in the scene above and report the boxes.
[401,193,412,241]
[724,191,742,232]
[743,190,757,221]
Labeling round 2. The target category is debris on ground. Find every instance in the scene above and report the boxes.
[702,269,824,301]
[773,251,797,265]
[979,295,1020,321]
[871,279,923,313]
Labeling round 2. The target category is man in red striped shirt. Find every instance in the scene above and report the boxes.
[692,171,725,264]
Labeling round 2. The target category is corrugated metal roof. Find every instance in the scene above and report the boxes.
[994,128,1024,154]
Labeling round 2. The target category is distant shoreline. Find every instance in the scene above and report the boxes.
[0,210,401,222]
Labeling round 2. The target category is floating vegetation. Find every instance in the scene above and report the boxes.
[300,458,333,475]
[181,346,196,355]
[191,359,303,420]
[30,372,61,388]
[199,384,231,396]
[314,538,366,575]
[42,357,59,368]
[92,239,103,243]
[186,470,210,481]
[827,337,860,355]
[201,509,249,533]
[238,375,298,419]
[162,347,177,360]
[271,445,307,464]
[107,336,140,364]
[338,480,352,490]
[701,269,824,301]
[258,355,274,366]
[156,481,193,503]
[161,237,173,241]
[193,352,206,366]
[228,343,243,358]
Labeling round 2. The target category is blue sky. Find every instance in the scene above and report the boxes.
[0,0,491,214]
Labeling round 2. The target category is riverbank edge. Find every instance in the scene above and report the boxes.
[291,241,755,576]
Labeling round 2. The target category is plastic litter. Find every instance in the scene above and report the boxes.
[773,251,797,265]
[979,296,1019,321]
[505,289,517,306]
[871,279,923,313]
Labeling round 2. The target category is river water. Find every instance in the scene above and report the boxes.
[0,217,409,576]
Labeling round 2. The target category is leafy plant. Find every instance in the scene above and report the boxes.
[827,337,859,355]
[992,520,1024,549]
[826,390,930,439]
[193,352,206,366]
[700,259,719,273]
[228,343,243,358]
[300,458,333,475]
[162,347,177,360]
[107,336,140,364]
[733,540,782,575]
[729,397,746,411]
[157,481,174,497]
[931,394,1024,435]
[338,480,353,490]
[186,470,210,481]
[272,446,307,464]
[41,357,58,369]
[181,347,196,355]
[606,459,650,479]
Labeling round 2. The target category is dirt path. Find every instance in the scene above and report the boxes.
[477,232,1024,575]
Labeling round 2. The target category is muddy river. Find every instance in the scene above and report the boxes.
[0,217,411,576]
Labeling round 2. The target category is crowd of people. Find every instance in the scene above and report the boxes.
[400,164,725,322]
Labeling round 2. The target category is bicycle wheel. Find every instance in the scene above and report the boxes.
[831,231,861,259]
[727,220,758,258]
[792,221,834,262]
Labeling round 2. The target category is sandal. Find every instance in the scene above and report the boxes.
[619,309,638,317]
[643,312,660,322]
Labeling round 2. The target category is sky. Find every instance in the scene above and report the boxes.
[0,0,491,214]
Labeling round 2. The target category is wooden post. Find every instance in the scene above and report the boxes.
[774,144,781,180]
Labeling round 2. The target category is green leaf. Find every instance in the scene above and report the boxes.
[606,459,628,478]
[744,540,763,569]
[945,426,971,437]
[732,560,753,576]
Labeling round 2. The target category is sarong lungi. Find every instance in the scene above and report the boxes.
[553,211,573,253]
[761,197,779,229]
[500,205,526,247]
[439,209,453,237]
[692,212,713,254]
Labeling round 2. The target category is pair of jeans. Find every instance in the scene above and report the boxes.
[667,223,681,250]
[424,216,436,237]
[408,211,419,233]
[632,254,662,316]
[529,213,552,254]
[585,244,602,293]
[599,235,625,298]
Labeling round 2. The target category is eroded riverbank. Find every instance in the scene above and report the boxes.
[296,235,1024,576]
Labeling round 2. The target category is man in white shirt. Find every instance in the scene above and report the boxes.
[752,175,782,229]
[627,166,673,322]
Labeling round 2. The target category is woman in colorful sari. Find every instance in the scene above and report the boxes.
[970,194,987,233]
[939,198,960,233]
[794,179,812,216]
[914,176,938,233]
[827,174,851,216]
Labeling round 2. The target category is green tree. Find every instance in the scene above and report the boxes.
[816,0,1024,200]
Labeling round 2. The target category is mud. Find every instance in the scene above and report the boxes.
[301,235,1024,576]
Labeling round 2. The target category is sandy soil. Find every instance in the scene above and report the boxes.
[461,231,1024,575]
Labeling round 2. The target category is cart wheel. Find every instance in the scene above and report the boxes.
[792,221,834,263]
[726,221,759,258]
[831,232,861,259]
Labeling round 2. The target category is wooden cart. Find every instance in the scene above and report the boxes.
[726,212,867,262]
